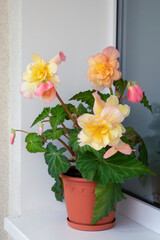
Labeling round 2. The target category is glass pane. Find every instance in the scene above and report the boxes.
[117,0,160,207]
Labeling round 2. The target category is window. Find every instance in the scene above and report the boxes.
[117,0,160,209]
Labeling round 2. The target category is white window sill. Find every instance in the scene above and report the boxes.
[4,203,160,240]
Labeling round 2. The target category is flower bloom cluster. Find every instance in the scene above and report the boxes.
[21,52,66,103]
[12,46,144,159]
[77,92,133,158]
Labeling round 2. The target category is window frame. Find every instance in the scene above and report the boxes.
[116,0,160,234]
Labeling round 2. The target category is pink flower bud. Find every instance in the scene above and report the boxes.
[38,123,43,136]
[127,84,143,103]
[10,129,16,144]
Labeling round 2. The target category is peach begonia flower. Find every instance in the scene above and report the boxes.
[77,94,129,151]
[87,46,121,90]
[21,52,66,99]
[127,84,143,103]
[34,81,56,104]
[104,140,134,159]
[10,129,16,145]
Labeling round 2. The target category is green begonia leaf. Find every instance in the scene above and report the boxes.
[42,128,64,140]
[76,151,155,185]
[50,105,67,129]
[44,143,71,178]
[69,90,109,109]
[124,127,148,166]
[113,77,128,95]
[140,92,152,113]
[51,177,64,202]
[77,103,88,115]
[91,183,126,224]
[25,133,46,153]
[30,107,50,127]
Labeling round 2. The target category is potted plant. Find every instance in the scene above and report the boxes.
[11,46,154,231]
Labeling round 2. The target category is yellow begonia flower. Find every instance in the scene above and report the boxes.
[21,52,65,99]
[77,93,130,151]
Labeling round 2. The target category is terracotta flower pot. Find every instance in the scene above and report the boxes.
[60,174,116,231]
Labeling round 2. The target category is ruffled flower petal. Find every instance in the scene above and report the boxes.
[47,62,57,74]
[34,81,54,96]
[50,51,66,65]
[115,140,133,155]
[108,128,120,146]
[20,80,38,99]
[92,91,105,115]
[32,53,44,65]
[40,87,56,103]
[112,69,122,80]
[103,46,120,60]
[104,147,117,159]
[77,114,96,128]
[100,106,124,126]
[118,104,130,117]
[34,81,56,103]
[90,80,105,91]
[78,131,92,147]
[88,53,106,66]
[106,95,119,106]
[47,73,60,87]
[102,133,110,146]
[104,140,134,159]
[106,95,130,118]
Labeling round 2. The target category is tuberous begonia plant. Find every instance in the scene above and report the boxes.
[11,46,154,224]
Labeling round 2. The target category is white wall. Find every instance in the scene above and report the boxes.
[20,0,116,213]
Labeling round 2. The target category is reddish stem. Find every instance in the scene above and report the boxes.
[15,129,29,134]
[56,91,79,129]
[61,123,70,136]
[57,138,75,156]
[119,96,127,102]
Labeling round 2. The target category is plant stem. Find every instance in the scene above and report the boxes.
[56,91,79,129]
[57,138,75,156]
[41,120,50,123]
[109,87,113,95]
[15,129,29,134]
[118,91,123,101]
[61,123,70,136]
[119,96,127,102]
[42,138,48,142]
[63,134,69,140]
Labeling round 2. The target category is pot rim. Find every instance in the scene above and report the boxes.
[59,173,96,184]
